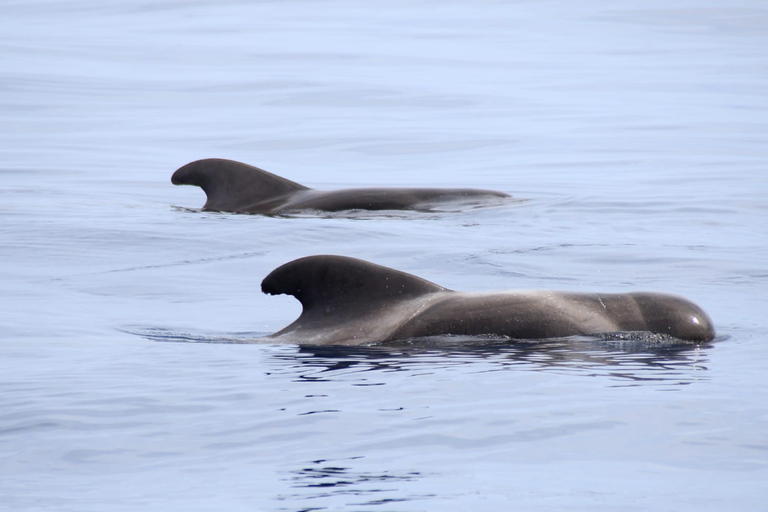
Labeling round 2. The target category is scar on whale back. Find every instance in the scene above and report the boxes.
[171,158,512,214]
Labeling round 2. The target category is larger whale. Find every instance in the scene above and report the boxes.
[260,255,716,345]
[171,158,511,214]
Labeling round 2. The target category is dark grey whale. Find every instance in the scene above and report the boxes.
[171,158,511,214]
[260,255,716,345]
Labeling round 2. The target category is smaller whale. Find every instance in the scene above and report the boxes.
[171,158,511,214]
[260,255,716,345]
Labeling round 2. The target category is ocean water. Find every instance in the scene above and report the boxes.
[1,1,767,510]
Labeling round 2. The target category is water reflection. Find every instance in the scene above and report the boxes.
[271,337,715,387]
[132,327,715,386]
[276,457,431,511]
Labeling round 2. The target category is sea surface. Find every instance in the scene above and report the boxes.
[2,1,767,511]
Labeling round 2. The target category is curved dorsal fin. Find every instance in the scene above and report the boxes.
[171,158,309,212]
[261,255,447,314]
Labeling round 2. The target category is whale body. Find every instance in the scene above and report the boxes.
[171,158,511,214]
[260,255,716,345]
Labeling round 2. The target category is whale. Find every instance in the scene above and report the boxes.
[171,158,511,214]
[260,255,716,345]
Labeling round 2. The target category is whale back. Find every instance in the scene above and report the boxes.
[261,255,447,342]
[391,291,715,342]
[171,158,309,212]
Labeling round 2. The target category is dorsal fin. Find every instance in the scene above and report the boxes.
[261,255,447,314]
[171,158,309,212]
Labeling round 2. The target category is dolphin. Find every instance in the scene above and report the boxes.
[171,158,511,214]
[260,255,716,345]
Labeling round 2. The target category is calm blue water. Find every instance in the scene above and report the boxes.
[2,1,767,510]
